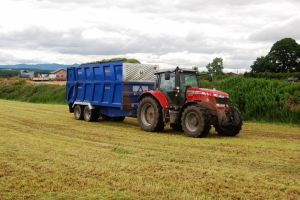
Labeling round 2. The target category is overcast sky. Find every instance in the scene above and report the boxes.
[0,0,300,72]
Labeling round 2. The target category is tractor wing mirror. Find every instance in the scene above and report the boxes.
[208,74,213,82]
[165,72,170,80]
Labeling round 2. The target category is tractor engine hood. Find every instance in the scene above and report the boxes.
[186,87,229,98]
[186,87,229,107]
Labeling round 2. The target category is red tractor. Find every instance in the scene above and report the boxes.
[137,67,242,137]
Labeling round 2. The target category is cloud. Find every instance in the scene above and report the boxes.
[0,26,229,55]
[249,16,300,42]
[1,0,300,73]
[0,25,265,71]
[0,52,15,64]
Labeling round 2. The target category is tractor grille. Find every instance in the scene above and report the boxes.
[216,97,228,105]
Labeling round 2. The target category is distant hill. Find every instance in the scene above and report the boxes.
[0,63,79,71]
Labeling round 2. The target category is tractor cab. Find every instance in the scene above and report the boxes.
[155,67,199,107]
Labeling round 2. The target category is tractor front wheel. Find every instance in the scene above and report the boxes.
[214,107,242,136]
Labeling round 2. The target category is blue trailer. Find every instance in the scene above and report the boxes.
[66,60,157,121]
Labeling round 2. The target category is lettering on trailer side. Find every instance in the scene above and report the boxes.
[132,86,149,92]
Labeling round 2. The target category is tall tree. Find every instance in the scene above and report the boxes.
[251,38,300,73]
[206,57,224,75]
[268,38,300,72]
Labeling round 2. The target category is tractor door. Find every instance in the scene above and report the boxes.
[158,72,180,106]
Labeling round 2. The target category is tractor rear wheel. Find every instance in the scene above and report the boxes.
[83,106,99,122]
[214,107,242,136]
[181,104,211,138]
[74,105,84,120]
[138,96,164,132]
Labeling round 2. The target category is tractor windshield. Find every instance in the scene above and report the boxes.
[180,73,198,88]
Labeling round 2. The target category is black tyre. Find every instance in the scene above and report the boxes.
[156,122,165,132]
[138,96,164,132]
[111,116,126,122]
[181,104,211,138]
[74,105,84,120]
[214,107,242,136]
[83,106,99,122]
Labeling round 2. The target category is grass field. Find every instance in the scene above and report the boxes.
[0,99,299,199]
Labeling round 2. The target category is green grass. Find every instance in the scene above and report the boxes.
[0,100,299,199]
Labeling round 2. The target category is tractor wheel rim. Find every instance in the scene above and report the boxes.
[185,112,199,132]
[141,103,154,126]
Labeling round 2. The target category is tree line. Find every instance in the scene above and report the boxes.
[197,37,300,76]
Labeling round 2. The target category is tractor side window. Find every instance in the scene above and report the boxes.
[160,73,175,91]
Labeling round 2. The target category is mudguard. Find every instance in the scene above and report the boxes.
[138,90,170,108]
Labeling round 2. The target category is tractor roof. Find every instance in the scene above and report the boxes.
[155,67,197,75]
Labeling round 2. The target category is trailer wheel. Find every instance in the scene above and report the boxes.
[138,96,164,132]
[181,104,211,138]
[214,107,242,136]
[83,106,99,122]
[74,105,84,120]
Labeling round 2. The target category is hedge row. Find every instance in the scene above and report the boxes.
[0,81,66,104]
[201,77,300,123]
[0,78,299,124]
[244,71,300,80]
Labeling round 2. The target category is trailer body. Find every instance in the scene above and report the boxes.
[66,60,156,118]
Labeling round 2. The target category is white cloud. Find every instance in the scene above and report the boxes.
[249,16,300,42]
[0,0,300,73]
